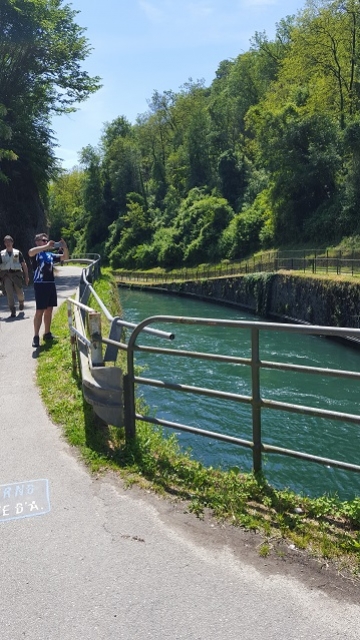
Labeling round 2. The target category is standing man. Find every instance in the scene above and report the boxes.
[28,233,69,348]
[0,235,29,317]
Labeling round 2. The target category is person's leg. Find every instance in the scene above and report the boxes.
[33,309,45,336]
[42,283,57,339]
[13,277,25,307]
[32,283,45,347]
[43,307,53,334]
[3,275,15,312]
[32,308,44,346]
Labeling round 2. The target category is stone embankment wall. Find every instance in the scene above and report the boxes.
[160,273,360,328]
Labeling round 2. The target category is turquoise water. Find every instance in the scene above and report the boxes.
[119,287,360,500]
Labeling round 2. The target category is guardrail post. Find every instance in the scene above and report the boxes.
[67,300,77,373]
[123,373,136,441]
[124,339,136,441]
[88,311,103,366]
[251,327,262,474]
[79,270,87,300]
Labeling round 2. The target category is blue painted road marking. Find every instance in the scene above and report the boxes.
[0,479,51,522]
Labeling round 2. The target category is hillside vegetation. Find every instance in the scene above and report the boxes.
[48,1,360,270]
[3,1,360,272]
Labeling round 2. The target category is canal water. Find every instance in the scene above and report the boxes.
[118,287,360,500]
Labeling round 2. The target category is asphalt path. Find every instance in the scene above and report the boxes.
[0,266,359,640]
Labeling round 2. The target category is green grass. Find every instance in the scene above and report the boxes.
[35,269,360,578]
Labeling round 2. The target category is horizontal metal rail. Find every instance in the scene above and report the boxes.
[261,398,360,424]
[127,315,360,337]
[70,326,92,347]
[69,298,95,314]
[115,318,175,340]
[135,413,254,448]
[134,414,360,473]
[134,375,360,426]
[134,375,253,404]
[134,344,360,380]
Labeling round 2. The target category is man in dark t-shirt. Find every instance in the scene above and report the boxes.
[28,233,69,348]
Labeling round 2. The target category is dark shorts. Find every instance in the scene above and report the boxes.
[34,282,58,310]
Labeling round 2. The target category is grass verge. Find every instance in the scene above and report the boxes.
[36,269,360,578]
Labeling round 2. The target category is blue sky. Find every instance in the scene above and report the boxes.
[53,0,306,169]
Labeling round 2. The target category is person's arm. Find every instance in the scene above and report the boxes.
[59,239,69,262]
[21,259,29,285]
[28,240,54,257]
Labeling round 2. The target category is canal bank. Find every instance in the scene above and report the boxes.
[118,271,360,329]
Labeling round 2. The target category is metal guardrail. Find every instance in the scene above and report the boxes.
[67,255,360,477]
[66,255,174,427]
[124,315,360,475]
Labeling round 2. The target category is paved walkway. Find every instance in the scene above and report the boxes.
[0,267,360,640]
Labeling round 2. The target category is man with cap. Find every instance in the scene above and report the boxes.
[28,233,69,347]
[0,235,29,317]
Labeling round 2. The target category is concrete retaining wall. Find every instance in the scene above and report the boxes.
[154,273,360,328]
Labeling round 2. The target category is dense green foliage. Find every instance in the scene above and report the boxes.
[49,0,360,265]
[0,0,100,248]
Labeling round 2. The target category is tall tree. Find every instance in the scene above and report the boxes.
[281,0,360,129]
[78,145,105,253]
[0,103,17,181]
[0,0,100,250]
[48,168,85,251]
[166,81,215,195]
[247,102,340,242]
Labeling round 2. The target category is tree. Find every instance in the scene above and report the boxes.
[48,167,85,252]
[0,0,101,249]
[166,81,215,195]
[134,90,178,210]
[109,194,152,268]
[0,103,17,181]
[172,188,234,265]
[101,116,133,153]
[218,150,247,210]
[104,136,143,214]
[78,145,106,253]
[247,102,341,242]
[281,0,360,129]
